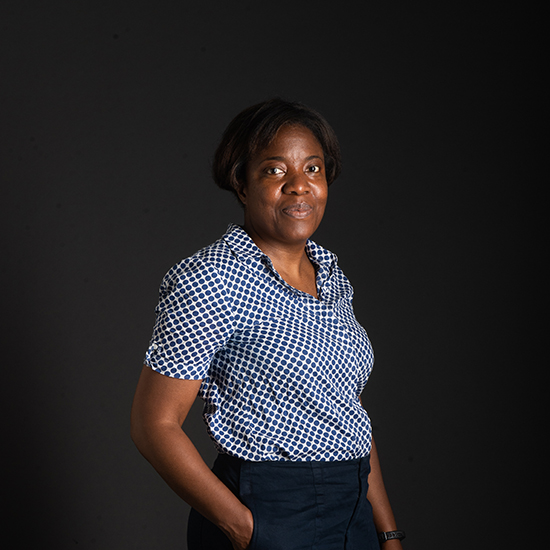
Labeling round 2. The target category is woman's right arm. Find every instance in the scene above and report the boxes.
[130,365,253,550]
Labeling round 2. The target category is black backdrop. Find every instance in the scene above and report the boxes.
[1,2,542,549]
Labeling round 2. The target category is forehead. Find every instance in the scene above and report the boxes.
[254,124,323,159]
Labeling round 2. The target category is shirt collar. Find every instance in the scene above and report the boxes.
[222,223,265,259]
[222,223,337,269]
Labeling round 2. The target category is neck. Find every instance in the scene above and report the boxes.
[242,224,318,299]
[243,225,308,267]
[243,225,316,291]
[260,240,318,299]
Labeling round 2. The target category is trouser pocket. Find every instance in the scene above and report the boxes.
[238,461,317,550]
[187,506,233,550]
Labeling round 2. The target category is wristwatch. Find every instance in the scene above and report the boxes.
[378,530,406,544]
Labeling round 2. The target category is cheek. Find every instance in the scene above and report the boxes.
[244,188,279,219]
[255,186,282,207]
[316,184,329,205]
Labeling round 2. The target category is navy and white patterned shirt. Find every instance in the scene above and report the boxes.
[144,224,374,461]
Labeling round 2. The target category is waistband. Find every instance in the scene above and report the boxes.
[215,452,369,470]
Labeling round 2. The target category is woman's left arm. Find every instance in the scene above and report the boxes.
[367,437,404,549]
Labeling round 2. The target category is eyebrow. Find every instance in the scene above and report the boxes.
[260,155,323,162]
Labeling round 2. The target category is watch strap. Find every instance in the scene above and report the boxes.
[378,530,406,543]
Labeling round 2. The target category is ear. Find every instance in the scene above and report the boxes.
[236,181,247,206]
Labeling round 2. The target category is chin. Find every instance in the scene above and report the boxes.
[279,222,321,244]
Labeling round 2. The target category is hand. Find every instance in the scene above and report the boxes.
[229,507,254,550]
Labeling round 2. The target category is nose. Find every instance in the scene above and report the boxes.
[282,170,310,194]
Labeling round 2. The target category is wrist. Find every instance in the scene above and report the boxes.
[219,504,253,547]
[378,530,406,545]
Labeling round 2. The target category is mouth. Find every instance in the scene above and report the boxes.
[282,202,313,219]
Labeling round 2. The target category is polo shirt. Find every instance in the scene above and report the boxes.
[144,224,374,461]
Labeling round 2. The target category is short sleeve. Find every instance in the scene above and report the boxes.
[144,257,235,379]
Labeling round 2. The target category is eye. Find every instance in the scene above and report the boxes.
[266,167,285,175]
[307,165,321,173]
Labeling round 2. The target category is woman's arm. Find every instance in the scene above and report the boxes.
[367,438,404,549]
[359,395,403,548]
[130,365,253,550]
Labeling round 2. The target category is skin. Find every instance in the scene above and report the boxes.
[237,124,328,298]
[131,124,403,549]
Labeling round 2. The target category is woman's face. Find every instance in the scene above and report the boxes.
[239,124,328,251]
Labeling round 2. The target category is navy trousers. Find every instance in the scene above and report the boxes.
[187,453,380,550]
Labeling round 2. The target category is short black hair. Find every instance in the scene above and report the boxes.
[212,98,342,202]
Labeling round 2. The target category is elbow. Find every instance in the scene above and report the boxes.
[130,418,141,448]
[130,406,168,458]
[130,423,142,454]
[131,418,156,460]
[130,405,150,454]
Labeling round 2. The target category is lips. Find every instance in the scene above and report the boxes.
[282,202,313,219]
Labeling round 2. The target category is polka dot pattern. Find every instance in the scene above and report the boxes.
[145,224,374,461]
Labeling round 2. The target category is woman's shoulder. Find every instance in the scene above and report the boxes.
[161,228,243,288]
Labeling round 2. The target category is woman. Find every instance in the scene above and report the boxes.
[131,99,405,549]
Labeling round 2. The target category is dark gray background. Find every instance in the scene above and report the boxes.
[1,2,542,549]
